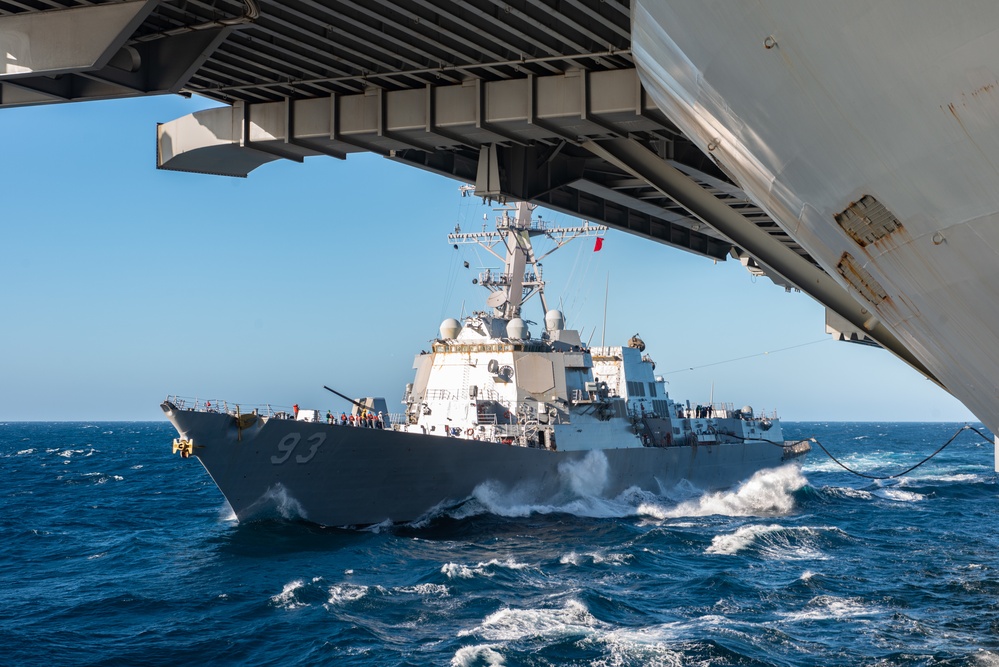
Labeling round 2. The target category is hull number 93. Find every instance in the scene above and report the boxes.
[270,432,327,464]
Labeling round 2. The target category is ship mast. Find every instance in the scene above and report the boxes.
[448,194,607,321]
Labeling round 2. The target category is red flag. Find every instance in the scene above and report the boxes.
[593,237,604,252]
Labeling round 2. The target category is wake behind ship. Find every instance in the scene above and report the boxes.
[163,199,808,526]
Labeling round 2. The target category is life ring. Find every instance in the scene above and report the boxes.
[503,410,511,420]
[466,428,475,436]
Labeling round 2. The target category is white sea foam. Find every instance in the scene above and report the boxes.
[361,519,394,533]
[588,629,695,667]
[271,579,308,610]
[450,644,506,667]
[396,583,449,597]
[326,583,370,605]
[441,558,531,580]
[706,524,836,560]
[15,448,34,456]
[57,448,95,460]
[459,599,599,641]
[972,650,999,666]
[559,450,610,497]
[458,600,699,667]
[781,595,880,622]
[874,487,925,502]
[559,550,632,567]
[244,483,308,521]
[458,479,628,520]
[823,486,874,500]
[638,466,806,520]
[898,472,983,485]
[218,504,238,523]
[452,451,626,520]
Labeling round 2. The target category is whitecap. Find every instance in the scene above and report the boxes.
[559,551,583,566]
[972,650,999,666]
[874,487,925,502]
[243,483,308,521]
[559,550,632,566]
[16,448,34,456]
[823,486,874,500]
[706,524,835,560]
[451,451,642,520]
[271,579,308,610]
[706,523,786,555]
[326,583,370,605]
[361,519,394,533]
[450,644,506,667]
[781,595,880,622]
[458,600,695,667]
[639,466,806,519]
[458,599,599,641]
[395,583,449,597]
[218,504,237,523]
[559,450,610,497]
[441,558,530,580]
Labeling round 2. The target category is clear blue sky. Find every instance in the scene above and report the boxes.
[0,95,977,422]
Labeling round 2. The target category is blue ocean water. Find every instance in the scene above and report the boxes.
[2,421,998,666]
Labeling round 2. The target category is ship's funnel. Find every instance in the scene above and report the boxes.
[439,318,461,339]
[506,318,529,339]
[544,309,565,331]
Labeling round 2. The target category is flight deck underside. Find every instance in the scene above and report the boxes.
[0,0,936,386]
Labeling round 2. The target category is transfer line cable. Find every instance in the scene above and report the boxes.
[810,424,994,480]
[664,338,830,374]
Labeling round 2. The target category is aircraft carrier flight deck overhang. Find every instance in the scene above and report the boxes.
[0,0,939,385]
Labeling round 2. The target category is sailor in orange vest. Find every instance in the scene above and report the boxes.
[293,404,299,419]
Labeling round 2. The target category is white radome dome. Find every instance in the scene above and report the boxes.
[544,309,565,331]
[506,318,529,339]
[439,318,461,339]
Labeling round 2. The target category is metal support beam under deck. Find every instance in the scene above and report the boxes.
[583,137,943,387]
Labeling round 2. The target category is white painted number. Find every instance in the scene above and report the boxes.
[270,433,301,464]
[270,432,326,465]
[295,433,326,464]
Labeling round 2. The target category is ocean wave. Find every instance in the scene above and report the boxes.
[458,598,599,641]
[270,579,311,610]
[821,485,874,500]
[450,644,506,667]
[780,595,882,622]
[638,466,807,520]
[873,487,925,502]
[448,451,628,520]
[456,599,708,667]
[706,523,843,559]
[559,551,632,567]
[327,582,374,606]
[442,558,532,580]
[438,461,806,525]
[242,483,308,521]
[396,583,450,597]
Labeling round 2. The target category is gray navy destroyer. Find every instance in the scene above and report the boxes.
[162,199,809,526]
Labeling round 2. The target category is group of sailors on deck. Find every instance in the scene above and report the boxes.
[326,409,384,429]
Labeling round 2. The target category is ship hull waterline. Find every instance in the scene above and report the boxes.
[163,404,803,527]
